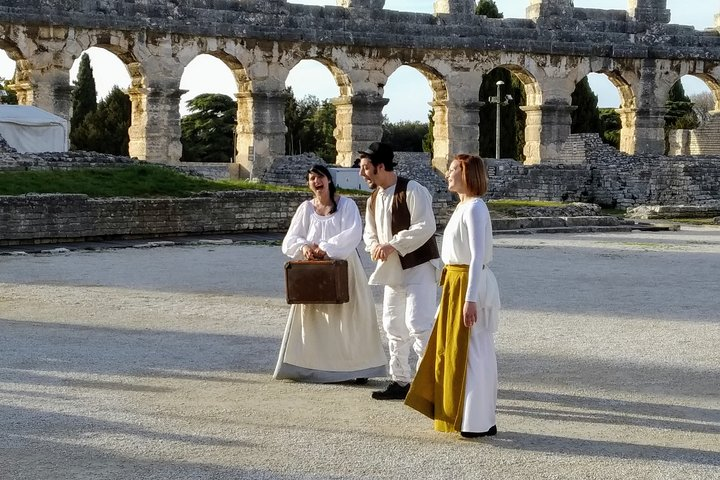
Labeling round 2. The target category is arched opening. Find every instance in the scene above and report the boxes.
[573,72,623,149]
[382,65,433,153]
[666,75,718,156]
[179,54,237,163]
[284,59,340,162]
[70,47,131,102]
[478,67,527,161]
[0,50,17,104]
[68,47,131,154]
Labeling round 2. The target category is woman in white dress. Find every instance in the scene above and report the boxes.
[405,154,501,438]
[274,164,387,383]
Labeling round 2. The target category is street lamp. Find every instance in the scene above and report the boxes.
[488,80,513,160]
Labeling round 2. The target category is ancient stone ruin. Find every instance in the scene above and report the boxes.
[2,0,720,179]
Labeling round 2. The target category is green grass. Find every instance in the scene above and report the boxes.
[0,164,303,197]
[486,199,565,213]
[0,164,374,197]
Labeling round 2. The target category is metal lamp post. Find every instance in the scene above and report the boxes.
[488,80,513,160]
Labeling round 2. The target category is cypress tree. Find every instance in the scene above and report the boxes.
[70,53,97,149]
[512,76,526,162]
[571,77,601,133]
[73,86,131,155]
[665,81,697,130]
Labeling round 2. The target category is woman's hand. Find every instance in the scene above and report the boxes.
[311,247,327,259]
[302,243,319,260]
[463,301,478,328]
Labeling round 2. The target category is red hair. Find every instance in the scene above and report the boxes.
[453,154,488,196]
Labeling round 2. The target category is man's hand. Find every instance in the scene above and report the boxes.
[371,243,396,262]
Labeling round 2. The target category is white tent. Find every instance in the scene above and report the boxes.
[0,105,69,153]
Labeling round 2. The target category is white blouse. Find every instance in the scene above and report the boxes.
[441,198,495,303]
[282,196,363,260]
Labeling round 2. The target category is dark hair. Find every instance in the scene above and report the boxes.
[453,154,488,196]
[307,164,338,214]
[358,142,396,171]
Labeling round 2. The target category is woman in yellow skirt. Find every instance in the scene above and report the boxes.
[405,154,501,438]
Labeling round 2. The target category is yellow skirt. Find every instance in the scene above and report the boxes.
[404,264,470,432]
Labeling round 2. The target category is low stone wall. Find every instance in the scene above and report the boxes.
[0,191,304,245]
[487,160,591,203]
[489,134,720,209]
[0,151,135,170]
[0,190,456,245]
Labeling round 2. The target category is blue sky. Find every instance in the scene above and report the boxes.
[1,0,717,121]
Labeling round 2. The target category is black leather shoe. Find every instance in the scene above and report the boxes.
[354,378,369,385]
[461,425,497,438]
[371,381,410,400]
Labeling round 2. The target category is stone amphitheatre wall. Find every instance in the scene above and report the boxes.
[3,0,720,177]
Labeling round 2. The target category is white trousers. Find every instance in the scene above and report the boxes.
[381,282,437,384]
[461,328,498,433]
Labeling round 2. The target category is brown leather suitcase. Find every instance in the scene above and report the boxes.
[284,259,350,304]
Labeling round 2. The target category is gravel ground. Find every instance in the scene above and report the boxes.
[0,226,719,479]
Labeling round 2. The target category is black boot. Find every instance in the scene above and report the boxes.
[461,425,497,438]
[371,381,410,400]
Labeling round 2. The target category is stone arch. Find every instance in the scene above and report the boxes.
[477,65,528,161]
[687,73,720,111]
[390,62,446,166]
[279,53,354,165]
[0,40,20,79]
[578,58,641,154]
[663,70,720,155]
[595,69,635,110]
[570,68,634,152]
[283,58,342,159]
[500,63,543,107]
[192,49,249,94]
[85,41,155,161]
[308,57,353,98]
[492,60,551,163]
[178,53,241,163]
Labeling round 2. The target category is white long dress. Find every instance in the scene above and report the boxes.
[442,198,501,432]
[274,196,387,383]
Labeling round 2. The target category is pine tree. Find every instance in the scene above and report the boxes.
[180,93,236,162]
[70,53,97,150]
[571,77,601,133]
